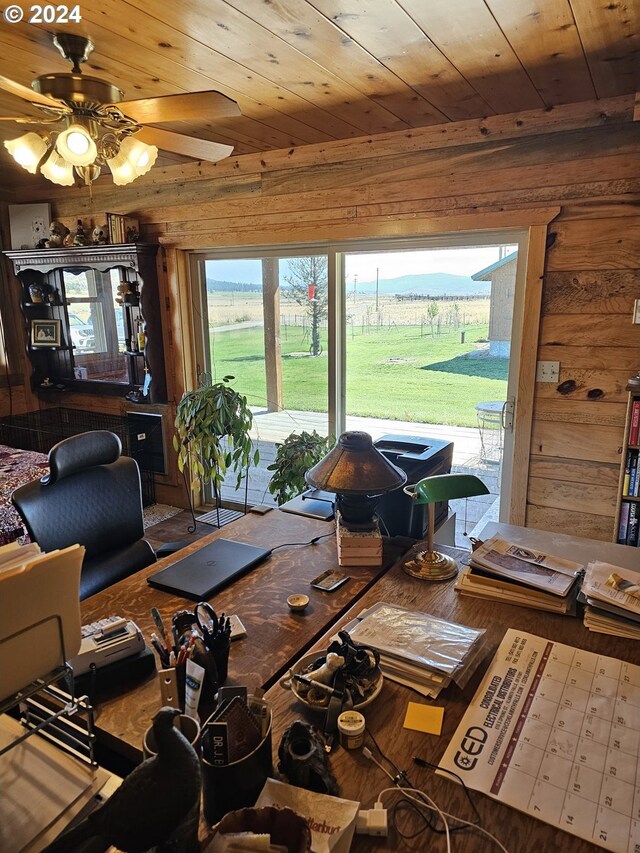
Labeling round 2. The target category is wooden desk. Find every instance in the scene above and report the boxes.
[266,523,640,852]
[81,510,410,763]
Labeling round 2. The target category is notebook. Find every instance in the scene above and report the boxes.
[147,538,272,601]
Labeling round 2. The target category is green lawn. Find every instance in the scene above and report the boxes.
[210,323,508,428]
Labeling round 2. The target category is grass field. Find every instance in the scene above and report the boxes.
[210,322,508,428]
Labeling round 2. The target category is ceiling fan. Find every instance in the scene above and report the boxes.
[0,32,240,186]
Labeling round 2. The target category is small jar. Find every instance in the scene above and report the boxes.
[338,710,365,750]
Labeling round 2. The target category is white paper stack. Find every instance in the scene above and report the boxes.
[338,602,486,698]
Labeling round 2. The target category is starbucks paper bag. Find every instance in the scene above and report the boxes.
[257,779,359,853]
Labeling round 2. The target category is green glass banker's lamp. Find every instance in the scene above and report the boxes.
[403,473,489,581]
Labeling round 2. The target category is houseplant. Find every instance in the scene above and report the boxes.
[173,375,259,497]
[267,430,333,505]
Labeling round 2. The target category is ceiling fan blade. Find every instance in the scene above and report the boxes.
[135,127,234,162]
[0,75,71,112]
[117,91,240,124]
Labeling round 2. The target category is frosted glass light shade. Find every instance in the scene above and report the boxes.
[106,147,137,185]
[56,124,97,166]
[4,132,48,173]
[40,149,75,186]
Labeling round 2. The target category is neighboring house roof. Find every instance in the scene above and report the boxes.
[471,251,518,281]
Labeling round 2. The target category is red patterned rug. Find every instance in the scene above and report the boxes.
[0,445,48,545]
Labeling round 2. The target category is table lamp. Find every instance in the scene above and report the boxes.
[305,431,407,528]
[403,473,489,581]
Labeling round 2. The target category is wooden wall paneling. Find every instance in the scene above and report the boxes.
[484,0,596,105]
[525,505,616,542]
[530,421,623,464]
[529,456,620,488]
[542,270,640,314]
[540,315,640,349]
[509,225,548,526]
[534,398,628,427]
[534,370,634,405]
[568,0,640,98]
[546,216,640,270]
[306,0,493,120]
[527,476,617,517]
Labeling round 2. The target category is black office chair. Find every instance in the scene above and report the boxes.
[12,430,159,600]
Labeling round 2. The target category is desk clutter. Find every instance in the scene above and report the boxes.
[148,604,233,716]
[581,560,640,638]
[455,533,584,614]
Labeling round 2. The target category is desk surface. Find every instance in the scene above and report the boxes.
[81,510,409,762]
[266,523,640,853]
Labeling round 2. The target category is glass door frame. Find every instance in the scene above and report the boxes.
[189,226,532,520]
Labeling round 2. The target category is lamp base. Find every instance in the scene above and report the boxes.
[402,549,458,582]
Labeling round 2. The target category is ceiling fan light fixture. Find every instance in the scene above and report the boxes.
[40,148,75,186]
[120,135,158,176]
[56,122,97,166]
[4,132,49,174]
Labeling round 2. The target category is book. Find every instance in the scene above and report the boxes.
[630,399,640,446]
[629,449,639,497]
[468,535,582,597]
[618,501,631,543]
[627,502,639,547]
[623,449,632,496]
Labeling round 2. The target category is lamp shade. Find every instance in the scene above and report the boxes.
[4,132,48,174]
[306,431,406,495]
[411,473,490,504]
[40,148,75,186]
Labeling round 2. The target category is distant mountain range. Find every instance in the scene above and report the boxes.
[206,272,490,296]
[354,272,490,296]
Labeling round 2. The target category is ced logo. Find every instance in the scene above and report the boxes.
[453,726,487,771]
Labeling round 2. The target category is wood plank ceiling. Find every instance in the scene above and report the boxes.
[0,0,637,188]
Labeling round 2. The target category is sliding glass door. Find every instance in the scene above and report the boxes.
[191,230,528,536]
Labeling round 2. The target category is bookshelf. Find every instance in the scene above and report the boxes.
[614,383,640,547]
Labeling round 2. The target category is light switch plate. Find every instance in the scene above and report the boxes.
[536,360,560,383]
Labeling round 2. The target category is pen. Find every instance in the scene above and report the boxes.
[293,674,341,696]
[151,607,170,650]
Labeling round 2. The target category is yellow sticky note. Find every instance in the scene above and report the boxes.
[403,702,444,735]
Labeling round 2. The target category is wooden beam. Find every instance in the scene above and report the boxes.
[262,257,283,413]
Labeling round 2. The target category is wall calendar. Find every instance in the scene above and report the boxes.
[439,629,640,852]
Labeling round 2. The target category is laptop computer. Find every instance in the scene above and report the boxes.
[147,538,272,601]
[280,488,335,521]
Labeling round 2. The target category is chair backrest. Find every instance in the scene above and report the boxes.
[12,430,146,561]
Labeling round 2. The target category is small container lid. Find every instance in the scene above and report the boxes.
[337,710,365,736]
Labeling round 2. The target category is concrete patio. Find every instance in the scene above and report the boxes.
[219,408,502,546]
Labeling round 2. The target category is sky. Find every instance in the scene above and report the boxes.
[206,245,518,285]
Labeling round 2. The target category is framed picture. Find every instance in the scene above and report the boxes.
[8,203,51,249]
[31,319,61,347]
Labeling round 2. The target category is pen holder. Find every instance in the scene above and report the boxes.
[201,704,273,825]
[158,648,220,717]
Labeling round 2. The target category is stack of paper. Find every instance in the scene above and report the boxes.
[581,561,640,638]
[338,602,486,698]
[455,535,583,615]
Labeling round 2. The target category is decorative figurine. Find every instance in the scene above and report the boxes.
[73,219,88,246]
[278,720,339,796]
[45,221,70,248]
[92,224,108,245]
[44,706,202,853]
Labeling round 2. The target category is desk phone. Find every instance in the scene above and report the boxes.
[69,616,145,675]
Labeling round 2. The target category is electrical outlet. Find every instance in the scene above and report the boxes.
[536,361,560,383]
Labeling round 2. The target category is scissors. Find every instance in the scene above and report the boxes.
[194,601,224,651]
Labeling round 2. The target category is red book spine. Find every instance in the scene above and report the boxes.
[629,400,640,446]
